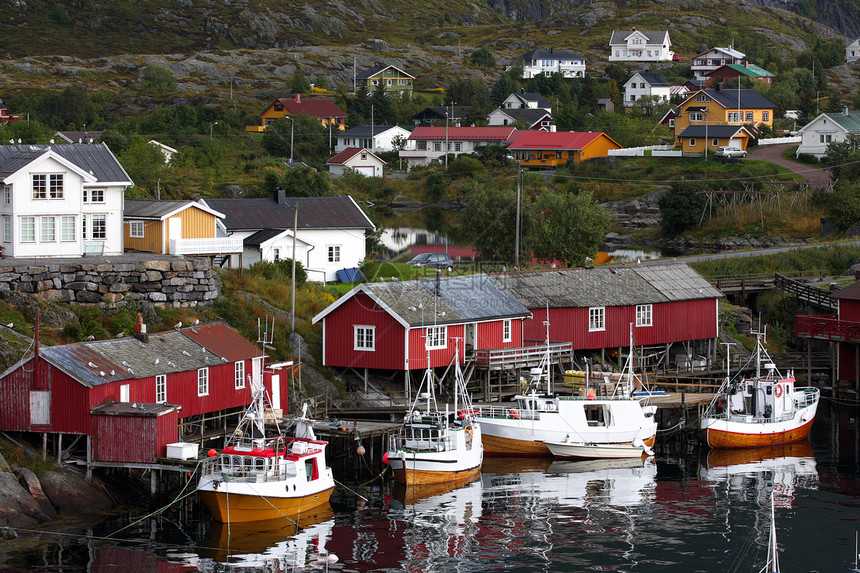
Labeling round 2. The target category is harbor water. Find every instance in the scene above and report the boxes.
[4,400,859,572]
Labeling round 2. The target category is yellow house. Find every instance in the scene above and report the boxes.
[674,86,775,154]
[355,64,414,98]
[506,131,623,168]
[123,199,241,260]
[246,94,347,133]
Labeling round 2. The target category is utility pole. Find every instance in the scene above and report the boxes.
[291,203,298,332]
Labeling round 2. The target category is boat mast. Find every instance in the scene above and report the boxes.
[543,302,551,395]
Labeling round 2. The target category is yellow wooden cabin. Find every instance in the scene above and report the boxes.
[506,131,622,168]
[246,94,347,133]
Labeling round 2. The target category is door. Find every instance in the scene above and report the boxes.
[729,138,742,149]
[271,374,281,410]
[354,166,374,177]
[167,217,182,254]
[29,391,50,426]
[252,357,262,392]
[120,384,130,403]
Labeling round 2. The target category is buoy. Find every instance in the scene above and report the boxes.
[208,449,217,458]
[509,409,520,419]
[587,391,596,400]
[382,451,389,465]
[356,444,366,456]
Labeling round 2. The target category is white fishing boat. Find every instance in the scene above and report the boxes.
[544,436,654,459]
[385,341,483,486]
[476,324,657,457]
[197,390,335,523]
[701,328,819,449]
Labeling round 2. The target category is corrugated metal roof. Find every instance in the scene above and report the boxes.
[697,88,775,110]
[204,196,374,231]
[362,274,530,326]
[338,125,400,138]
[243,228,287,246]
[521,50,584,62]
[826,111,860,133]
[41,344,130,388]
[506,131,615,151]
[610,30,670,45]
[124,199,194,219]
[90,331,214,380]
[355,64,414,80]
[832,280,860,300]
[182,323,263,362]
[677,125,750,138]
[273,97,346,119]
[634,71,670,87]
[632,264,723,301]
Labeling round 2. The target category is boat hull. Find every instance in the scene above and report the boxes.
[390,463,481,487]
[544,441,649,459]
[481,424,656,458]
[700,406,817,449]
[198,485,334,523]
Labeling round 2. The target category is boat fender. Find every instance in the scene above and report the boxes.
[509,409,520,419]
[775,384,783,398]
[382,451,389,465]
[208,449,217,458]
[458,408,478,420]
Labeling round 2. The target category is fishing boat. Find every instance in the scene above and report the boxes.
[197,390,335,523]
[759,494,781,573]
[476,325,657,457]
[700,329,820,449]
[385,341,483,486]
[544,436,654,459]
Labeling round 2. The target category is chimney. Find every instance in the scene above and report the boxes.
[844,106,850,116]
[295,93,301,103]
[275,187,287,204]
[133,313,149,343]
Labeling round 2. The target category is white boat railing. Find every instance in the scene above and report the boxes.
[476,405,540,421]
[389,427,453,452]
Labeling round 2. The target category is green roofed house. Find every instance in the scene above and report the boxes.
[355,64,414,98]
[703,62,775,85]
[796,107,860,158]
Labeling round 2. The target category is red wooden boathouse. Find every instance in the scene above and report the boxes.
[312,273,531,374]
[0,321,277,465]
[494,263,723,364]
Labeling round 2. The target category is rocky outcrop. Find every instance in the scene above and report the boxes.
[0,471,49,528]
[39,471,113,514]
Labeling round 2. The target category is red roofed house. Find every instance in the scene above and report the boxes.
[0,321,285,466]
[400,126,517,171]
[506,130,622,168]
[326,147,386,177]
[246,94,347,133]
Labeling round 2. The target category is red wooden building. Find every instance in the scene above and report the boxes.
[494,263,722,363]
[0,321,278,464]
[795,280,860,388]
[312,274,531,374]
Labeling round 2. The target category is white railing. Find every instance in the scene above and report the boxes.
[170,237,243,256]
[758,136,801,146]
[652,150,683,157]
[609,145,674,157]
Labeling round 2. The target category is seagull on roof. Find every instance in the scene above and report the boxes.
[192,319,200,326]
[85,335,95,341]
[174,321,182,329]
[116,332,125,338]
[2,322,11,328]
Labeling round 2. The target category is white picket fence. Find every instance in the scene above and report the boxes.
[757,136,801,146]
[608,145,674,157]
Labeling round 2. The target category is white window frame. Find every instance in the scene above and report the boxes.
[2,185,9,204]
[728,111,741,123]
[425,325,447,350]
[689,111,703,122]
[61,216,75,242]
[2,215,10,243]
[155,374,166,404]
[197,367,209,396]
[689,138,697,147]
[40,216,56,242]
[235,361,245,389]
[49,174,63,199]
[85,188,105,203]
[129,220,144,238]
[328,245,341,263]
[354,325,375,351]
[636,304,653,327]
[91,214,106,240]
[745,111,754,122]
[588,307,605,332]
[32,174,47,199]
[762,111,769,121]
[503,319,512,343]
[20,216,35,242]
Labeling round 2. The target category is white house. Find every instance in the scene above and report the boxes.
[326,148,386,177]
[691,46,745,80]
[500,92,552,113]
[334,125,413,154]
[148,140,178,165]
[202,191,375,282]
[796,108,860,159]
[0,143,133,259]
[487,108,553,130]
[609,30,673,62]
[624,71,671,107]
[848,39,860,63]
[399,126,517,171]
[519,49,586,78]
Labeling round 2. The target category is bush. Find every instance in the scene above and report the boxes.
[249,259,307,284]
[447,155,484,179]
[141,65,177,92]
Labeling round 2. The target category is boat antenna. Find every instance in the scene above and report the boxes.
[543,302,551,395]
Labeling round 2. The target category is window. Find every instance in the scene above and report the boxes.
[91,214,106,240]
[40,217,55,242]
[235,361,245,389]
[32,174,46,199]
[197,367,209,396]
[20,216,35,242]
[762,111,769,121]
[2,185,9,204]
[503,319,512,342]
[712,138,719,147]
[820,134,832,144]
[85,188,104,203]
[426,325,447,349]
[433,142,442,152]
[695,95,711,102]
[82,216,86,240]
[273,247,280,260]
[728,112,741,122]
[689,112,703,122]
[588,307,605,331]
[2,215,10,243]
[49,174,63,199]
[61,216,75,241]
[636,304,653,327]
[354,325,375,350]
[328,245,340,263]
[640,82,646,88]
[668,118,675,128]
[454,142,462,152]
[155,375,166,404]
[745,111,754,122]
[689,138,697,147]
[129,220,144,238]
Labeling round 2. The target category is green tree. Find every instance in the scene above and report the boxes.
[290,68,311,93]
[658,183,707,237]
[58,85,97,129]
[279,167,331,197]
[528,191,612,267]
[821,182,860,232]
[141,65,177,92]
[490,75,518,107]
[371,82,397,125]
[470,47,496,68]
[314,74,328,90]
[460,184,518,262]
[118,136,167,194]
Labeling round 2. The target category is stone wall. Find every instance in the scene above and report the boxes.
[0,255,220,307]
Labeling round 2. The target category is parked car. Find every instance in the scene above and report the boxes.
[405,252,454,271]
[714,146,747,159]
[672,53,681,62]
